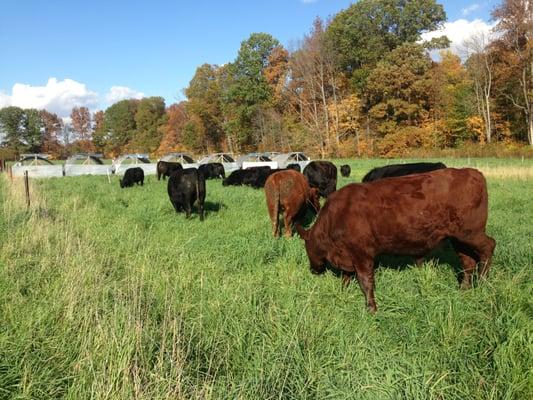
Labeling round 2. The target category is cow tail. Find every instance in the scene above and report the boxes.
[273,188,280,236]
[196,174,204,221]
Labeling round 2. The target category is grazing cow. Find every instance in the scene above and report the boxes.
[286,163,301,172]
[244,167,275,188]
[340,165,351,177]
[222,169,250,187]
[265,170,320,237]
[199,163,225,179]
[223,167,272,188]
[303,161,337,197]
[167,169,206,220]
[120,167,144,188]
[362,162,446,183]
[296,168,496,313]
[157,161,183,180]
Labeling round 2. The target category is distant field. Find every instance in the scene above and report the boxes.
[0,159,531,399]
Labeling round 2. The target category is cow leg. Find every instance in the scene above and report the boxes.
[414,256,425,267]
[182,194,192,218]
[342,272,353,288]
[353,259,377,313]
[473,234,496,280]
[450,238,479,289]
[452,234,496,287]
[266,195,279,237]
[273,212,280,237]
[171,201,181,213]
[283,208,293,237]
[198,201,204,221]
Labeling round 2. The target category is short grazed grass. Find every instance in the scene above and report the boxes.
[0,159,531,399]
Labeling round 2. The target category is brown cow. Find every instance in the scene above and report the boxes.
[296,168,496,313]
[265,170,321,238]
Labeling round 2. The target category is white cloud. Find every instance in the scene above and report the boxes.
[0,79,147,117]
[462,4,480,16]
[105,86,145,105]
[0,91,11,108]
[421,18,496,57]
[6,78,99,117]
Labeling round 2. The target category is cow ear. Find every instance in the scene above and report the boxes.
[295,224,310,241]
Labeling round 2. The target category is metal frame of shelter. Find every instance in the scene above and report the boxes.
[112,154,156,175]
[65,153,104,165]
[198,153,236,164]
[64,153,110,176]
[16,154,54,166]
[12,154,63,177]
[272,152,311,169]
[198,153,238,174]
[160,153,196,164]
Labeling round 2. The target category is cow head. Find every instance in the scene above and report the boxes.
[119,179,124,188]
[295,224,326,274]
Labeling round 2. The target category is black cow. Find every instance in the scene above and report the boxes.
[303,161,337,197]
[167,169,206,220]
[340,165,351,177]
[286,163,301,172]
[157,161,183,180]
[223,167,271,188]
[120,167,144,188]
[224,166,307,189]
[199,163,225,179]
[244,167,275,188]
[362,162,447,182]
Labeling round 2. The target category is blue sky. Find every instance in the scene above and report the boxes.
[0,0,499,117]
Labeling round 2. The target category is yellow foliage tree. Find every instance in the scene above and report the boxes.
[466,115,486,145]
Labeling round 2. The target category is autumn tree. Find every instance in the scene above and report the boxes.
[103,99,138,156]
[365,43,433,155]
[40,110,63,158]
[491,0,533,146]
[92,111,106,153]
[224,33,281,151]
[185,64,225,152]
[288,18,345,157]
[157,102,189,155]
[464,32,495,143]
[129,96,166,153]
[428,51,475,146]
[71,106,93,152]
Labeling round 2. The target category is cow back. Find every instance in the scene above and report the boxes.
[362,162,446,182]
[310,168,488,257]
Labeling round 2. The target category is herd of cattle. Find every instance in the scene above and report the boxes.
[119,160,496,313]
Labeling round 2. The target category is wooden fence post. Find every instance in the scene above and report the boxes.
[9,166,13,182]
[24,171,30,208]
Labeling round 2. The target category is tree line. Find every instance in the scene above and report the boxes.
[1,0,531,160]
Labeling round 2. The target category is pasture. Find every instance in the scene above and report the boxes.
[0,159,531,399]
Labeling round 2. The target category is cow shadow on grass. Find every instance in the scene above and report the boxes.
[318,240,465,285]
[375,240,463,281]
[163,201,226,220]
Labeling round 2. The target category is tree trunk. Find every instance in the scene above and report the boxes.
[527,106,533,147]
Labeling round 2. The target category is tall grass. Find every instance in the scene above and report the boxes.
[0,159,531,399]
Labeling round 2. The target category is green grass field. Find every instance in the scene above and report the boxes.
[0,159,531,399]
